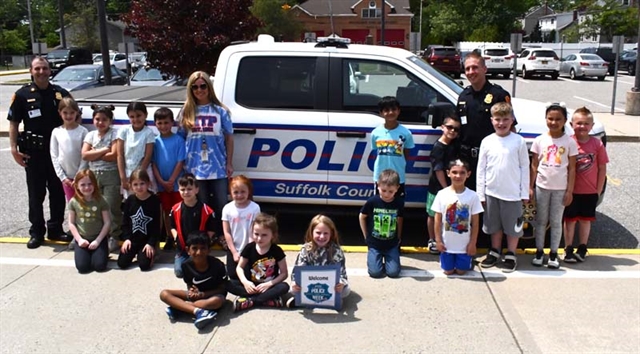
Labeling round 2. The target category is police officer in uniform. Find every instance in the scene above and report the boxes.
[457,51,514,190]
[7,57,72,249]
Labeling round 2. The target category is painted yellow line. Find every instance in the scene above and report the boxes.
[607,175,622,186]
[0,69,29,76]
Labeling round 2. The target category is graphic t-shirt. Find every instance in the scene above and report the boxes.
[572,136,609,195]
[360,195,405,250]
[122,193,161,246]
[182,255,227,292]
[221,201,261,253]
[531,133,578,190]
[67,197,110,241]
[370,124,415,183]
[115,125,156,178]
[84,128,118,171]
[152,133,186,191]
[431,187,484,254]
[240,242,286,285]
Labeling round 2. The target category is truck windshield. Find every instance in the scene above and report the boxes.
[408,55,464,95]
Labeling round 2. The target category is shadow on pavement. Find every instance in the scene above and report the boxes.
[586,212,639,249]
[300,291,362,323]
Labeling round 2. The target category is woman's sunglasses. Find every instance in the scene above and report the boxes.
[191,83,208,91]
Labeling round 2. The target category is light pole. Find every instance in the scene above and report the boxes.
[560,35,565,59]
[418,0,423,51]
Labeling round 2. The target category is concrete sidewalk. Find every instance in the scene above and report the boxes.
[0,243,639,353]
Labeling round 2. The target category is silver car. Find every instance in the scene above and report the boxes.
[560,53,608,80]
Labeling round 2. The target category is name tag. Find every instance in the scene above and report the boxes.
[460,115,468,125]
[28,109,42,119]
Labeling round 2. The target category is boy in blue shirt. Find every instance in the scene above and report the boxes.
[152,107,186,250]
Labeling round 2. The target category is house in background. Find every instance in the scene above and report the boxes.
[539,11,578,42]
[520,4,555,37]
[291,0,413,49]
[56,20,139,52]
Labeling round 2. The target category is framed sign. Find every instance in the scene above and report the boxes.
[293,264,342,310]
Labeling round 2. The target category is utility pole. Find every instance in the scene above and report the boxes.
[27,0,35,53]
[97,0,112,84]
[634,0,640,91]
[58,0,67,48]
[380,0,386,45]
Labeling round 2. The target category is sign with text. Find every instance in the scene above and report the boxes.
[294,264,341,310]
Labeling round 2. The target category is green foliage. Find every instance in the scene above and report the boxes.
[66,0,99,51]
[580,0,638,42]
[467,25,500,43]
[251,0,304,41]
[45,32,60,48]
[0,29,28,54]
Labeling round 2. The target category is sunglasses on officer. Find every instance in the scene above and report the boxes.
[191,83,208,91]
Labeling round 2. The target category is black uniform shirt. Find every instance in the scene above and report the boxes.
[7,83,69,139]
[457,81,512,148]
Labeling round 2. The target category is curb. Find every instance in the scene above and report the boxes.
[0,69,29,76]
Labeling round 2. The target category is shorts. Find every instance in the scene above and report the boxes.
[440,252,473,271]
[563,193,598,222]
[158,191,182,211]
[374,182,405,198]
[482,195,524,237]
[426,192,437,217]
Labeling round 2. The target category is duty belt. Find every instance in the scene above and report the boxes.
[461,145,479,158]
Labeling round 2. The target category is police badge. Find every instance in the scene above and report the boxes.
[484,93,493,104]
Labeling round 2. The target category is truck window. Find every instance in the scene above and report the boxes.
[341,59,445,124]
[236,57,316,110]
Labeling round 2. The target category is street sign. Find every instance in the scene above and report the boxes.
[612,36,624,54]
[118,42,135,54]
[32,42,47,55]
[510,33,522,53]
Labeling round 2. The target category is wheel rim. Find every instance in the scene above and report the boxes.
[570,69,575,79]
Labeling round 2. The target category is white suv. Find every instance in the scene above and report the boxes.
[517,48,560,79]
[475,46,513,79]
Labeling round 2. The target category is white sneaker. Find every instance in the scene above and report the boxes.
[108,237,119,253]
[547,252,560,269]
[531,250,544,267]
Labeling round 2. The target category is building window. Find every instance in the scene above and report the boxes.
[362,8,381,18]
[622,0,629,5]
[551,18,555,24]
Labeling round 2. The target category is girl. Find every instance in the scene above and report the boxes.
[177,72,234,243]
[227,213,289,312]
[287,214,350,308]
[222,175,261,279]
[67,169,111,273]
[82,104,122,252]
[117,168,162,271]
[51,97,88,201]
[530,103,578,269]
[116,101,156,198]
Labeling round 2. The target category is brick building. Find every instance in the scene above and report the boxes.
[291,0,413,49]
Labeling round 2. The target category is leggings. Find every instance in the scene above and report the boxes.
[74,237,109,273]
[535,186,566,252]
[226,279,289,304]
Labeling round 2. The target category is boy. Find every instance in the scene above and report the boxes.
[152,107,186,251]
[159,231,227,330]
[476,102,529,273]
[432,159,483,275]
[359,169,404,278]
[371,96,415,198]
[426,114,461,254]
[563,107,608,263]
[169,173,215,278]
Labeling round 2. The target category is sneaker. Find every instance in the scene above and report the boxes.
[264,296,283,308]
[165,306,176,322]
[575,244,588,262]
[547,252,560,269]
[531,250,544,267]
[108,237,119,253]
[427,239,439,255]
[68,238,76,250]
[480,249,500,268]
[502,252,517,273]
[233,297,254,312]
[564,246,577,263]
[285,296,296,309]
[193,308,217,329]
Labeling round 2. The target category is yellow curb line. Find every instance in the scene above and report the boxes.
[1,237,639,255]
[0,69,29,76]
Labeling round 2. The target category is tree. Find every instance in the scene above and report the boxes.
[0,30,28,54]
[123,0,261,77]
[65,0,99,51]
[251,0,303,41]
[529,22,543,42]
[579,0,638,42]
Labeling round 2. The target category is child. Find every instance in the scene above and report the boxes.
[82,104,122,252]
[370,96,415,198]
[530,103,578,269]
[563,107,608,263]
[117,168,162,271]
[169,173,215,278]
[116,101,156,198]
[50,97,88,201]
[426,114,461,255]
[227,213,289,312]
[359,169,404,278]
[222,175,261,279]
[151,107,186,250]
[431,160,483,275]
[159,231,227,330]
[287,214,349,308]
[477,102,529,273]
[67,169,111,273]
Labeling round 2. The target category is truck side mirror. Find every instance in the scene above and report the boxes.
[427,102,456,129]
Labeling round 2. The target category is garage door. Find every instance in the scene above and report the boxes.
[342,29,370,45]
[376,29,405,48]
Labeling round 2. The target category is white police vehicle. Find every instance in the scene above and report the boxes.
[74,35,606,209]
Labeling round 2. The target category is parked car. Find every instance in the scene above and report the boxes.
[559,53,608,80]
[579,47,617,75]
[93,52,129,72]
[516,48,560,79]
[474,46,513,78]
[129,67,182,86]
[422,45,462,78]
[618,50,637,75]
[51,64,127,91]
[46,47,93,75]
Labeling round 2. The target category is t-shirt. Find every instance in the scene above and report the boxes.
[177,104,233,180]
[360,195,405,250]
[83,128,118,171]
[122,193,161,246]
[115,125,156,178]
[572,136,609,195]
[182,255,227,292]
[67,197,110,241]
[240,242,286,285]
[152,133,186,192]
[169,201,216,251]
[370,124,415,183]
[221,201,261,253]
[431,187,484,254]
[50,125,88,181]
[428,139,459,194]
[531,133,578,190]
[293,242,348,285]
